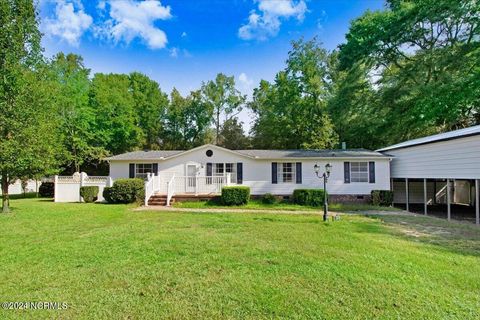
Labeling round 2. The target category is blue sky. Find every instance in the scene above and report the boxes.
[39,0,385,128]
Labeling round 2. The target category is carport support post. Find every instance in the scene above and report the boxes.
[447,179,451,221]
[423,178,427,215]
[475,179,479,225]
[405,178,409,212]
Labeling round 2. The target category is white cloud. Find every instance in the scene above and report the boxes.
[238,72,254,97]
[169,47,178,58]
[98,0,172,49]
[181,31,187,37]
[238,0,307,41]
[97,0,106,10]
[43,0,93,46]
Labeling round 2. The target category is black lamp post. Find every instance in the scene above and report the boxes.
[314,163,332,221]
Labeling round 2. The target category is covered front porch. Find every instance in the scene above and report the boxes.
[145,172,235,206]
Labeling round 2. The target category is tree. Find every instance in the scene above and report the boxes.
[0,0,61,213]
[335,0,480,147]
[51,53,106,173]
[251,38,338,149]
[129,72,169,150]
[201,73,245,144]
[89,73,144,154]
[163,89,213,149]
[218,118,251,149]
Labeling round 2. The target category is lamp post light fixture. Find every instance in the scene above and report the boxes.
[314,163,332,221]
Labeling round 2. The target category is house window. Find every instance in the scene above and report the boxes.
[214,163,224,176]
[278,162,295,183]
[135,163,154,179]
[225,163,237,183]
[350,162,368,182]
[212,163,237,183]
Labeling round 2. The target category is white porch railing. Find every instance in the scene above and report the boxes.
[145,173,232,206]
[172,175,230,195]
[166,174,176,206]
[144,173,155,206]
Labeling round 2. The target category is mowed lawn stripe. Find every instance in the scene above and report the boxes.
[0,199,479,319]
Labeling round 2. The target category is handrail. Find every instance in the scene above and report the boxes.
[144,173,154,207]
[166,174,176,206]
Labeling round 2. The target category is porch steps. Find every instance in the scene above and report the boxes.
[147,195,175,206]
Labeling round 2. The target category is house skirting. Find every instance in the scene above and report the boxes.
[250,194,371,204]
[169,193,372,204]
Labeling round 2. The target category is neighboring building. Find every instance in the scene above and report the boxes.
[105,144,392,204]
[378,125,480,224]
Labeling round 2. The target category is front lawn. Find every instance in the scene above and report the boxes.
[1,198,479,319]
[173,198,400,212]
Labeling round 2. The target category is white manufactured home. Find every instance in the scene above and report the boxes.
[378,125,480,224]
[106,144,392,205]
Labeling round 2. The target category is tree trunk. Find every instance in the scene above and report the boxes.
[1,174,10,213]
[216,108,220,145]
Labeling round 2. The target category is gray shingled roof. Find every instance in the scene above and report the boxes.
[105,147,388,161]
[236,149,387,158]
[377,124,480,152]
[105,150,184,161]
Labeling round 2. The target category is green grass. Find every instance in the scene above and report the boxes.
[1,198,480,319]
[8,192,39,200]
[173,198,400,212]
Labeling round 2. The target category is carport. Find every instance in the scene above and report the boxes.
[378,126,480,225]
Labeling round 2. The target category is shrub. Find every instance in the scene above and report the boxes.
[292,189,327,207]
[262,193,277,204]
[371,190,394,206]
[221,186,250,206]
[39,182,54,197]
[80,186,99,203]
[103,187,112,203]
[103,178,145,204]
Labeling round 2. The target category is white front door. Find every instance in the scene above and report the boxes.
[186,165,197,193]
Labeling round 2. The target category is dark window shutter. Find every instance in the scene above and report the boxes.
[271,162,278,184]
[296,162,302,184]
[206,162,212,185]
[129,163,135,178]
[344,162,350,183]
[369,161,376,183]
[236,163,243,184]
[152,163,158,176]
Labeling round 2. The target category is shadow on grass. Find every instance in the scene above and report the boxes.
[358,213,480,257]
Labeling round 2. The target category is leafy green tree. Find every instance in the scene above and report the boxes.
[201,73,245,144]
[218,118,251,149]
[129,72,169,150]
[89,73,144,154]
[0,0,61,212]
[51,53,106,173]
[336,0,480,147]
[163,89,213,149]
[251,38,338,149]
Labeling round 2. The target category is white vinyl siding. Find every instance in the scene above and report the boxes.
[350,162,369,182]
[277,162,295,183]
[386,135,480,179]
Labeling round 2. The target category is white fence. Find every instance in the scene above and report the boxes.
[54,172,112,203]
[8,179,42,195]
